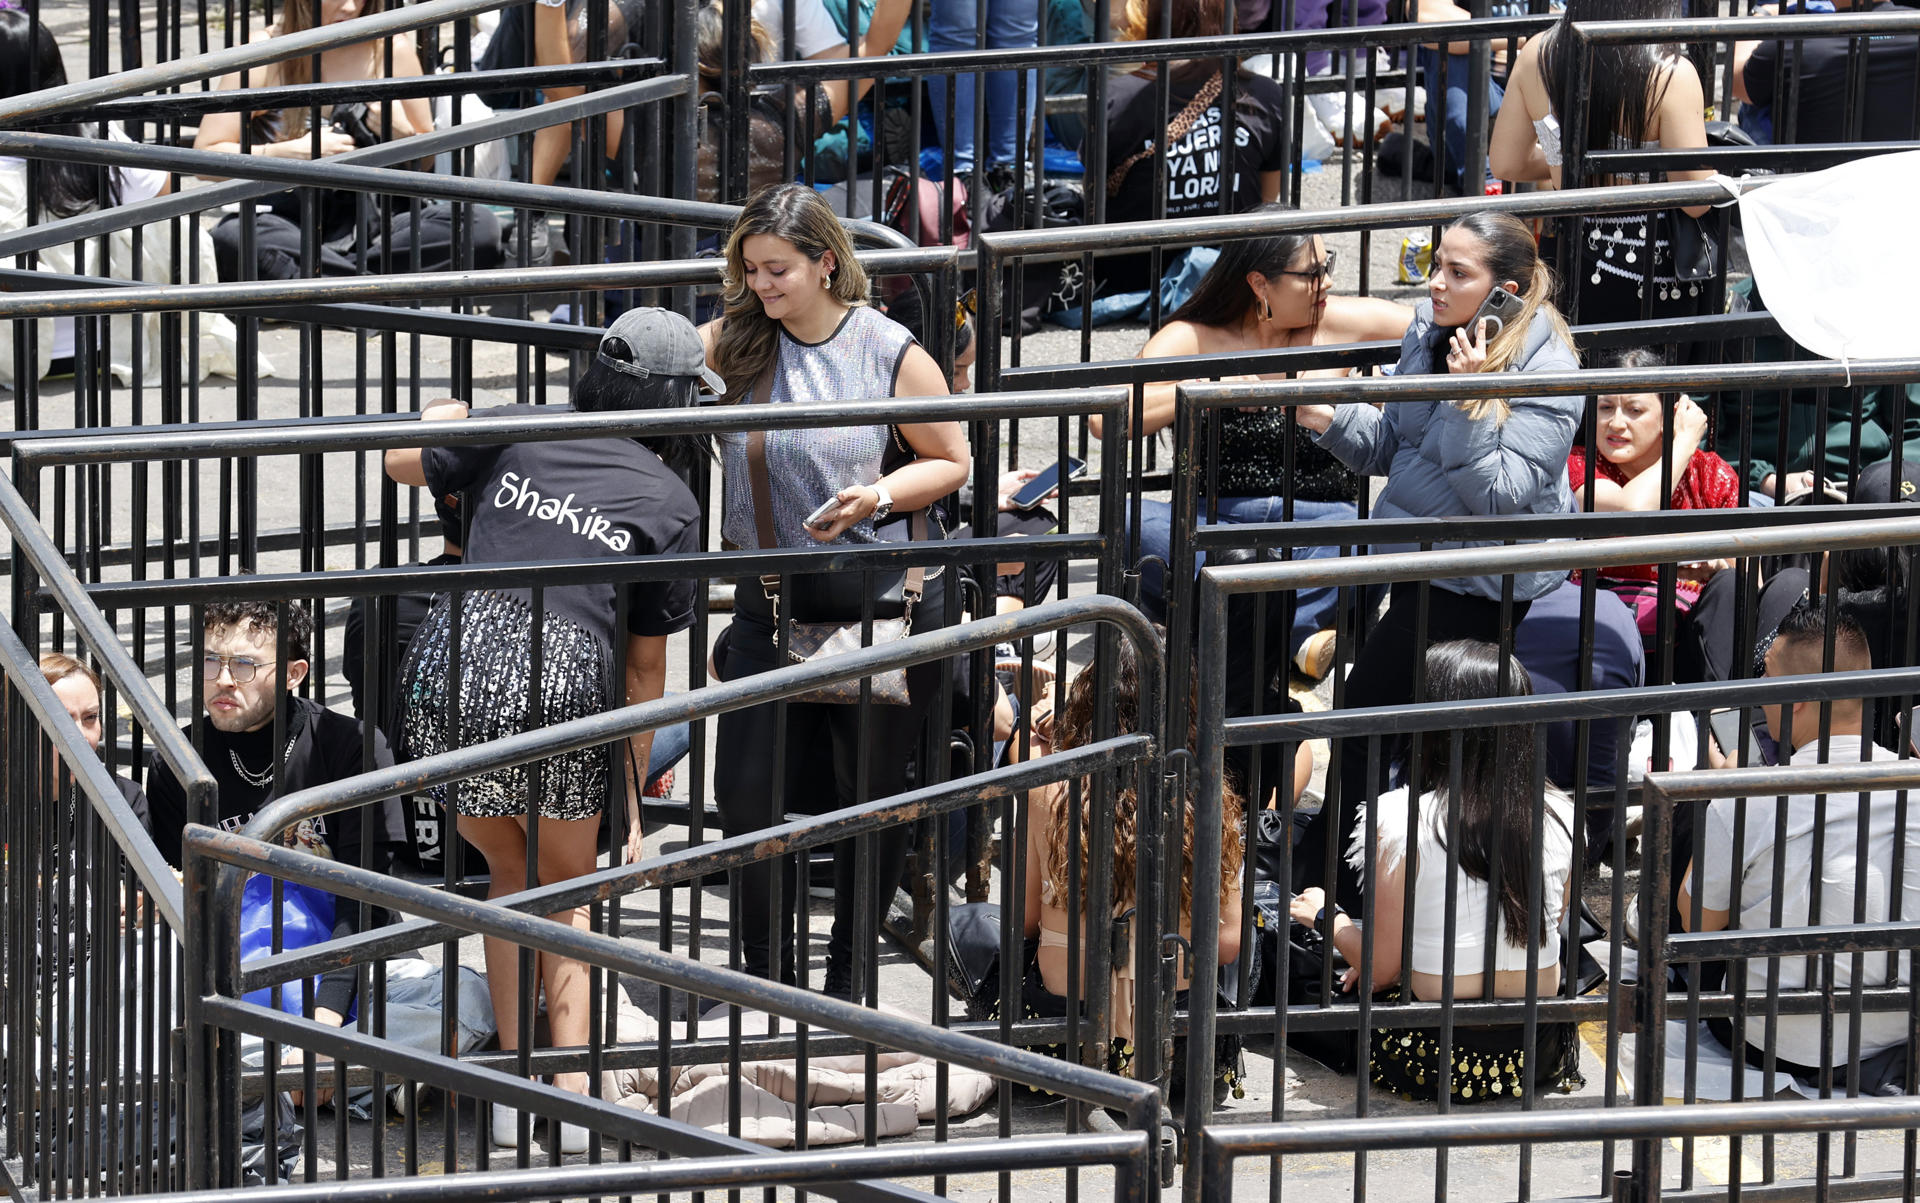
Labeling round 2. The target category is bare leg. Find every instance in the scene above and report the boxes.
[528,812,604,1098]
[458,814,533,1054]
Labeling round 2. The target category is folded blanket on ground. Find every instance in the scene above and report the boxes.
[604,999,997,1148]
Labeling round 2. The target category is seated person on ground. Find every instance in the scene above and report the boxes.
[693,3,834,203]
[1290,639,1586,1103]
[0,8,245,389]
[1679,462,1920,691]
[469,0,648,194]
[751,0,910,132]
[1570,346,1743,640]
[193,0,503,281]
[145,598,405,1107]
[1683,604,1918,1091]
[42,653,150,833]
[1490,0,1714,324]
[1020,638,1245,1077]
[1099,0,1291,298]
[1107,212,1410,681]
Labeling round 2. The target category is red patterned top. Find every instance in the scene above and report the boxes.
[1567,446,1744,584]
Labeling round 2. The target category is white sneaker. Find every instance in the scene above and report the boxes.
[555,1121,590,1154]
[490,1102,520,1148]
[1308,92,1392,148]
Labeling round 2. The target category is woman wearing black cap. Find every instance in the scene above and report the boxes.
[384,307,715,1153]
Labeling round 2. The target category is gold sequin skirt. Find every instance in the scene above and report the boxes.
[1367,986,1585,1103]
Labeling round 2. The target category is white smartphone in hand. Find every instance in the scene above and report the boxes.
[804,497,843,530]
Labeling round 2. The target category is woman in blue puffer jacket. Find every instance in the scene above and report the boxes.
[1294,210,1581,914]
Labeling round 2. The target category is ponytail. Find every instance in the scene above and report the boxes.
[1448,215,1575,423]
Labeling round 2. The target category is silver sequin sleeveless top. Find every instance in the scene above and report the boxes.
[719,305,915,550]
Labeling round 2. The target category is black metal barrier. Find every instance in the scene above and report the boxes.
[177,594,1165,1187]
[1,389,1177,1196]
[1196,1096,1920,1203]
[1191,513,1920,1202]
[103,1134,1154,1203]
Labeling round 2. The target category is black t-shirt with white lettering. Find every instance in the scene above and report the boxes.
[1745,3,1920,144]
[1102,67,1290,295]
[421,404,703,651]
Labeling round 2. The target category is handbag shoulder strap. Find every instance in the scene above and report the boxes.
[1107,71,1224,199]
[744,367,783,594]
[904,511,927,603]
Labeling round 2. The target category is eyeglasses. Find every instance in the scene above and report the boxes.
[1278,248,1338,281]
[201,652,275,683]
[956,288,977,332]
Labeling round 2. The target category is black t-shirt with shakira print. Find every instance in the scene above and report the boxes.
[421,404,703,650]
[1102,67,1290,295]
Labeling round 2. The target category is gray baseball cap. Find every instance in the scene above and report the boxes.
[598,306,727,396]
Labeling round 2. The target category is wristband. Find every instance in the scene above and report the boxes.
[1315,904,1343,925]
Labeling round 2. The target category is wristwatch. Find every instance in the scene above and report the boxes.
[870,481,895,521]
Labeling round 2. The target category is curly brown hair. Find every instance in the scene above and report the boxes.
[1042,639,1244,923]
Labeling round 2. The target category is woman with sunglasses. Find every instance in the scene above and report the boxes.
[1099,213,1412,680]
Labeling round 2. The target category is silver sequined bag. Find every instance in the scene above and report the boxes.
[785,614,914,705]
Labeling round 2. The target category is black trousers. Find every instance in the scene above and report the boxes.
[712,586,943,989]
[1299,582,1530,915]
[212,201,503,282]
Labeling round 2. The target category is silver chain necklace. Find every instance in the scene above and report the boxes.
[230,737,297,790]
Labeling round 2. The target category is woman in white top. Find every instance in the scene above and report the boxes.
[1489,0,1715,325]
[1289,639,1585,1103]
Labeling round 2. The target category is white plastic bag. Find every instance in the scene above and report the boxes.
[1739,149,1920,362]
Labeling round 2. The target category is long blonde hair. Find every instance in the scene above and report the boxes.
[713,183,870,403]
[1445,211,1575,423]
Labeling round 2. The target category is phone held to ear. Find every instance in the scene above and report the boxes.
[1468,285,1523,341]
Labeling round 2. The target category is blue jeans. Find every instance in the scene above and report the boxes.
[1136,494,1372,659]
[928,0,1039,171]
[1417,47,1503,192]
[644,713,690,789]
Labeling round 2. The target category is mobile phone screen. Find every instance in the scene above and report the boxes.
[1010,458,1086,510]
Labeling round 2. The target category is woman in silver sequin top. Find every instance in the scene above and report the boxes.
[699,183,969,996]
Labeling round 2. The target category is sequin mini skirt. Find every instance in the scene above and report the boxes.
[400,590,611,822]
[1367,986,1585,1103]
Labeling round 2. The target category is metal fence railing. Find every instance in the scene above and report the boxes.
[1196,1095,1920,1203]
[1189,513,1920,1201]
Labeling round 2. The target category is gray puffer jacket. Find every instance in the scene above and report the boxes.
[1312,299,1580,602]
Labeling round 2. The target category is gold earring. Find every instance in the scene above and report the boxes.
[1258,294,1273,322]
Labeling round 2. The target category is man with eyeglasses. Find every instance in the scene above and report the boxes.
[147,597,405,1107]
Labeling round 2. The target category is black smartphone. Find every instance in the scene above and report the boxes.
[1009,458,1087,510]
[804,497,842,530]
[1467,285,1523,341]
[1708,707,1767,764]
